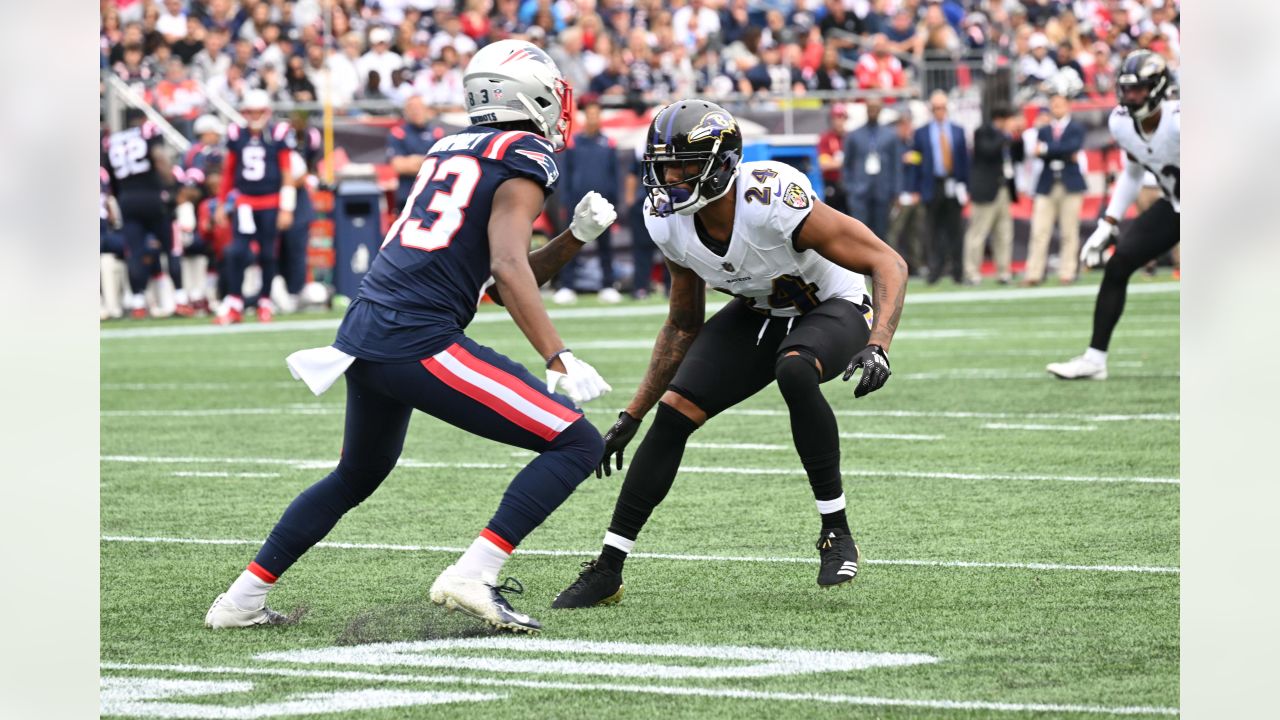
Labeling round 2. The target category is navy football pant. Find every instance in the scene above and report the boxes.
[224,207,279,301]
[280,193,314,294]
[253,337,603,578]
[118,195,174,295]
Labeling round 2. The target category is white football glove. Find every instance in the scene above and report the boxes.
[1080,220,1118,269]
[545,351,612,404]
[569,191,617,243]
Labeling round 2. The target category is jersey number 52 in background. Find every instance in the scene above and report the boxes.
[382,156,482,252]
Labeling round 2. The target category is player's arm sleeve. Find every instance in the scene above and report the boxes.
[1103,152,1144,221]
[502,134,560,196]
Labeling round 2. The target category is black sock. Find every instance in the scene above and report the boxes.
[601,402,699,571]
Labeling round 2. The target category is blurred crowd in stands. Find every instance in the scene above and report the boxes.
[104,0,1180,129]
[99,0,1179,318]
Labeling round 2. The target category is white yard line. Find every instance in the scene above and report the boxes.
[98,663,1178,716]
[982,423,1099,432]
[100,284,1179,340]
[840,432,945,441]
[101,406,1180,423]
[686,441,791,451]
[99,535,1180,575]
[99,455,1178,484]
[170,471,281,478]
[724,408,1178,422]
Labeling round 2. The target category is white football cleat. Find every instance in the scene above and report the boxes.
[552,287,578,305]
[597,287,623,304]
[429,566,541,633]
[204,593,289,629]
[1046,355,1108,380]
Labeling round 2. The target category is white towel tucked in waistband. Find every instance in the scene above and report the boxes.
[286,345,356,396]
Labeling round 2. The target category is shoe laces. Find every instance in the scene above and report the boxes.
[493,577,524,611]
[564,560,601,593]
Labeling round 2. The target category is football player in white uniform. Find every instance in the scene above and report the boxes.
[1048,50,1179,380]
[553,100,908,608]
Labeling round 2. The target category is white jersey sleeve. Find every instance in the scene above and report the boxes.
[759,163,818,241]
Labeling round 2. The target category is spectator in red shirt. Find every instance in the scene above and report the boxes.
[855,34,907,91]
[154,59,206,139]
[817,104,849,214]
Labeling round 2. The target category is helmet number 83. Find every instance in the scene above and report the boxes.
[381,155,482,252]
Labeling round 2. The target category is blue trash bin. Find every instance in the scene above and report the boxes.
[333,179,384,299]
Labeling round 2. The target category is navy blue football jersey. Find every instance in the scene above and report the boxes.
[180,142,225,188]
[224,121,295,198]
[103,122,167,198]
[334,127,560,362]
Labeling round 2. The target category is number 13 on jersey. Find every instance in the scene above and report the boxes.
[382,155,482,252]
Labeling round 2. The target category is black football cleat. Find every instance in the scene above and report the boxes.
[551,559,624,609]
[816,529,861,587]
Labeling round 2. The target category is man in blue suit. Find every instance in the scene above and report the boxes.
[913,90,970,284]
[555,98,622,303]
[843,96,900,241]
[1023,92,1087,285]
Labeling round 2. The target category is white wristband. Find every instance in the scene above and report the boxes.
[279,185,297,212]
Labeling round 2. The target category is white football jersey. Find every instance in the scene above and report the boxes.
[644,161,869,318]
[1109,100,1180,213]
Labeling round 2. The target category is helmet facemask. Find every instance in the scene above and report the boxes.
[643,137,739,217]
[1117,53,1169,121]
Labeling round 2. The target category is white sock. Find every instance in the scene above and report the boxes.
[175,288,190,305]
[1084,347,1108,366]
[453,534,511,585]
[226,568,273,610]
[603,531,636,554]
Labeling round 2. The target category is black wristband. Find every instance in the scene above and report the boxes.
[545,348,572,369]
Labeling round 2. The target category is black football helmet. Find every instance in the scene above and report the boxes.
[1116,50,1170,121]
[642,99,743,217]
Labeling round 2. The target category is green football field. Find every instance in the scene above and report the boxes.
[100,276,1180,719]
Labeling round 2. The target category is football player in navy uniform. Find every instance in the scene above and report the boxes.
[553,100,909,609]
[213,89,299,324]
[1047,51,1180,380]
[103,110,179,318]
[276,112,324,313]
[206,40,618,634]
[100,165,126,320]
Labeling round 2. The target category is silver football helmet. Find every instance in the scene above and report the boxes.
[463,39,574,150]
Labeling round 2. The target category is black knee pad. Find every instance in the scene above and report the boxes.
[775,350,821,398]
[549,416,605,477]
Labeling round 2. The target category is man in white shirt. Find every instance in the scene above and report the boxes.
[156,0,188,43]
[356,27,404,96]
[326,32,365,108]
[672,0,721,52]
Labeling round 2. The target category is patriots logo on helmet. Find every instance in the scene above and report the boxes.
[782,183,810,210]
[687,112,735,143]
[515,148,559,187]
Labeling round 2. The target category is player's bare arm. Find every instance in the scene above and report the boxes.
[625,261,705,419]
[488,176,572,371]
[488,229,587,307]
[795,201,908,351]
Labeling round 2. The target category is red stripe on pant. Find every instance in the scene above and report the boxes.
[445,345,581,424]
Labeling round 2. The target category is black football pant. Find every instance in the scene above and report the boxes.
[607,297,872,546]
[926,179,964,283]
[252,337,603,579]
[1091,199,1180,351]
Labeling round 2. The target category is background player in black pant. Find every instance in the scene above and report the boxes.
[1048,51,1180,381]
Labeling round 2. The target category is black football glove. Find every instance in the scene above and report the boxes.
[842,344,892,398]
[597,411,642,478]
